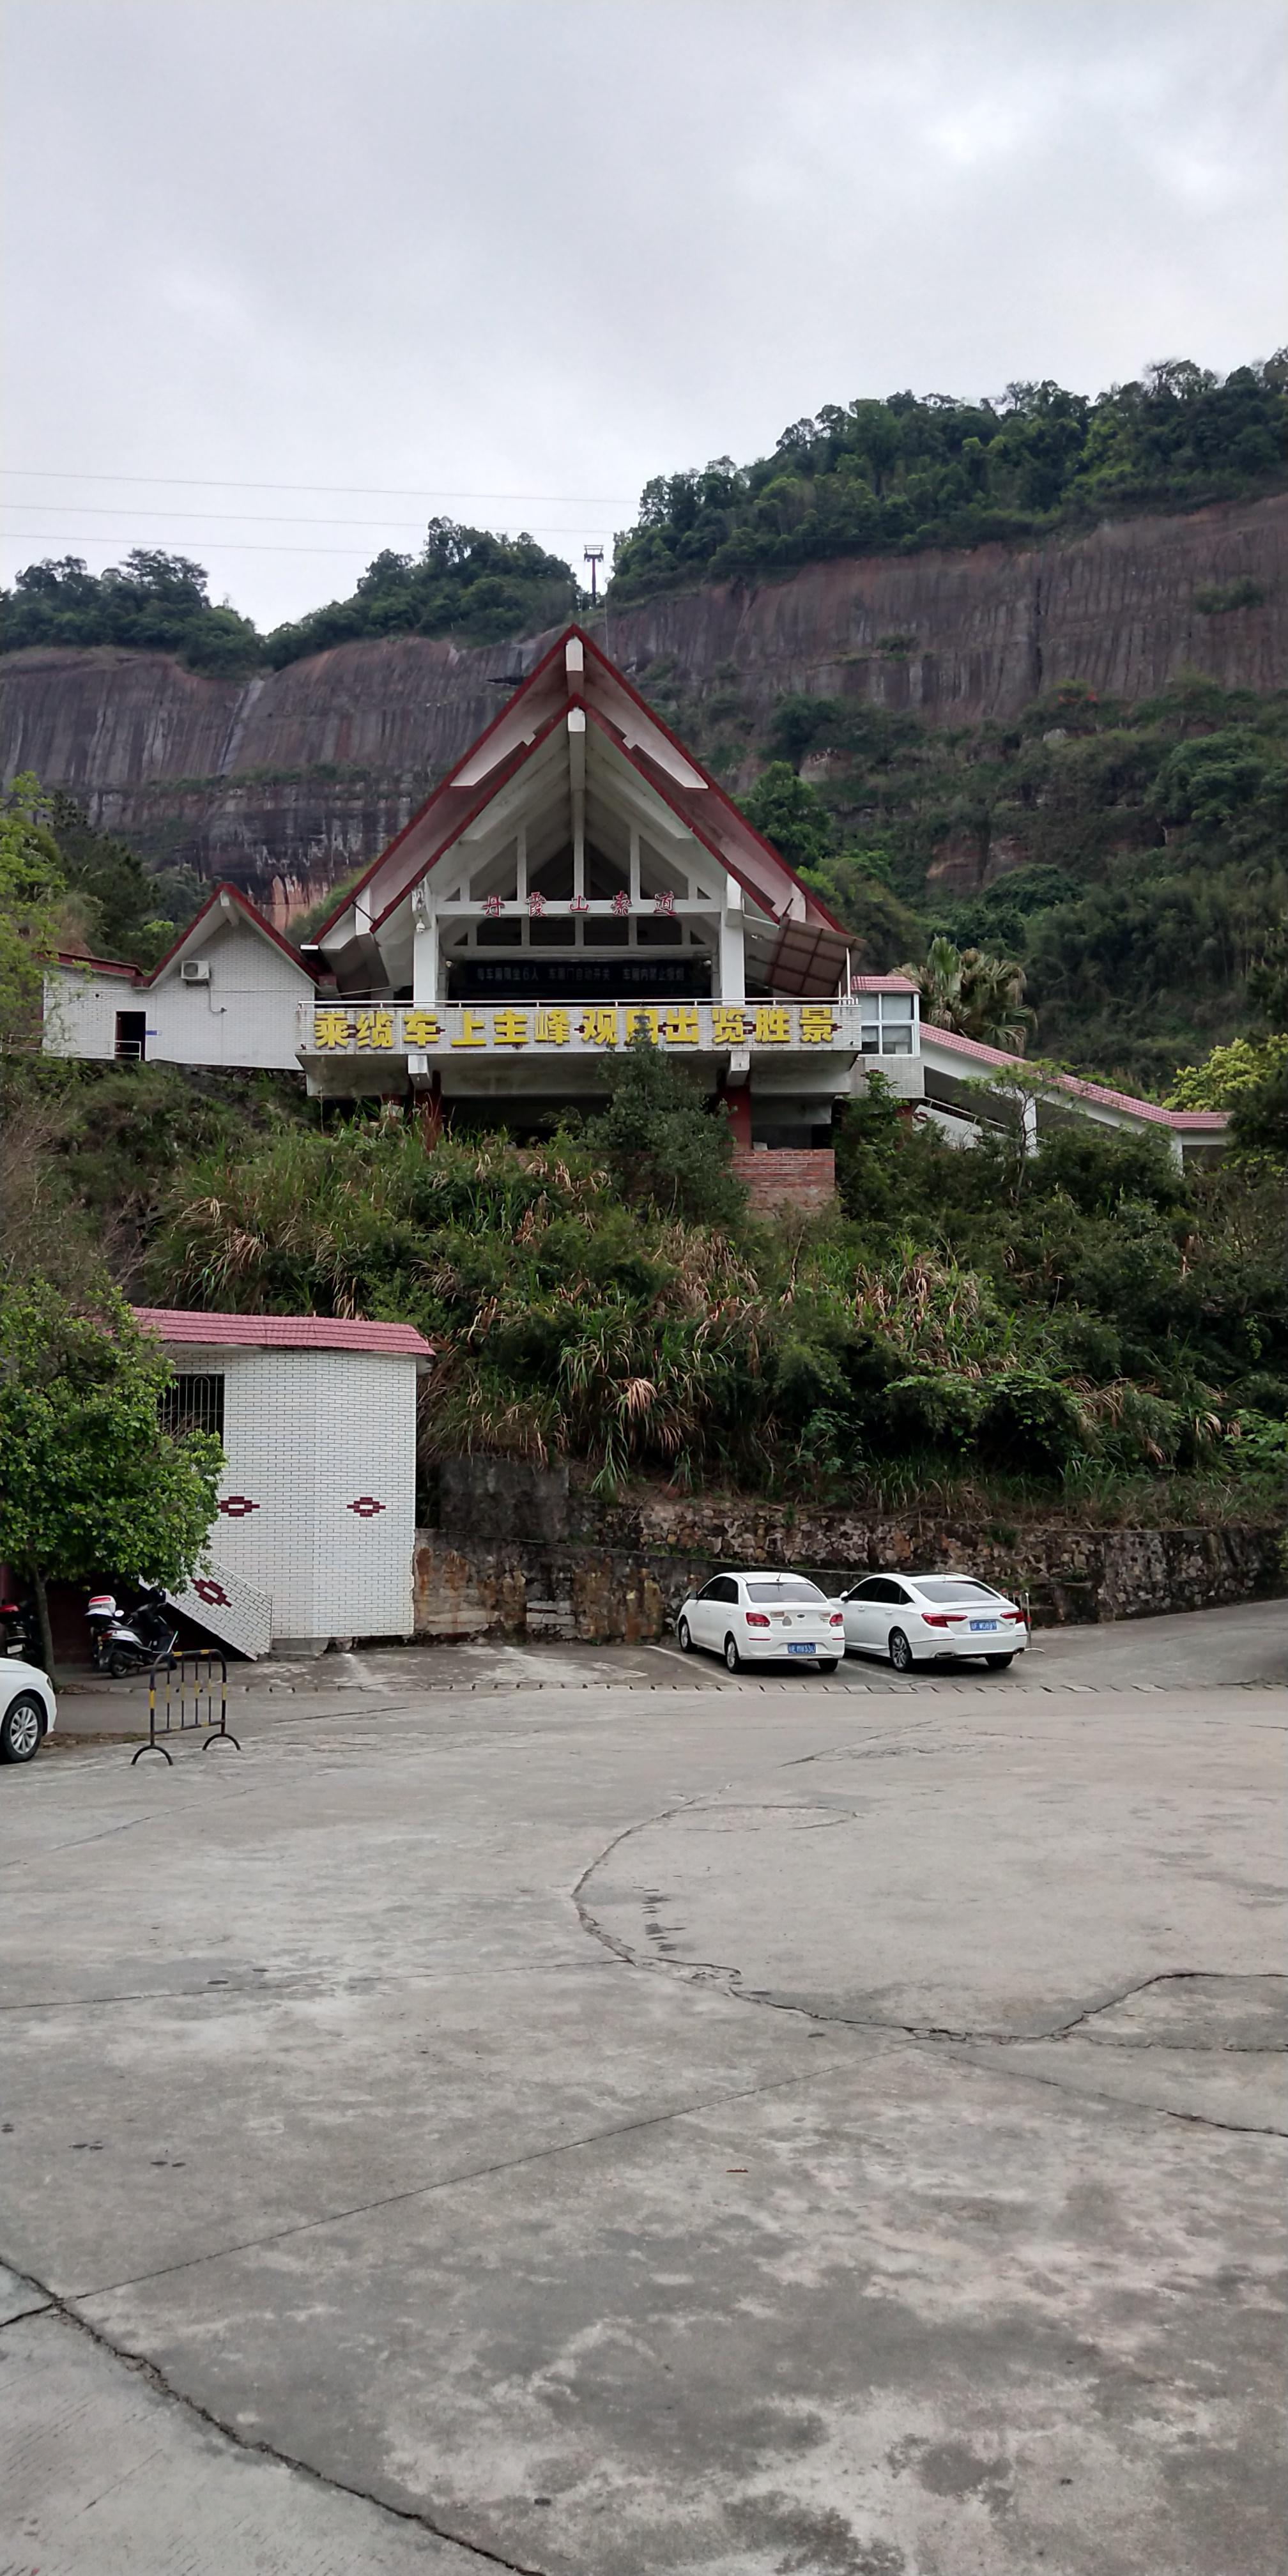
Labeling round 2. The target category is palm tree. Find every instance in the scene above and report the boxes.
[904,937,1036,1054]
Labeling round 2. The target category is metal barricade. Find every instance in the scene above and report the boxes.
[131,1650,240,1764]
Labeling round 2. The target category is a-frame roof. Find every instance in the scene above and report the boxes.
[146,882,320,986]
[308,625,847,961]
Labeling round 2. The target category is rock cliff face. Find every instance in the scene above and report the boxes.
[3,494,1283,926]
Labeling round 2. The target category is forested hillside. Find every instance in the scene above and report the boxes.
[3,357,1283,668]
[648,668,1288,1091]
[1,351,1284,1096]
[610,358,1287,600]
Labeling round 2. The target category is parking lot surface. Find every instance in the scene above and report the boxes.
[2,1602,1285,2573]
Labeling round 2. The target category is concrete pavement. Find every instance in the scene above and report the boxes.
[1,1603,1285,2573]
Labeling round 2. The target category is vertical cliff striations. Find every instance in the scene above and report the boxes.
[2,494,1283,925]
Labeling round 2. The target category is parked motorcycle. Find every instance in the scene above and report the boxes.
[88,1585,179,1678]
[0,1595,35,1659]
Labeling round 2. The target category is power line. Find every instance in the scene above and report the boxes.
[0,530,607,560]
[0,466,638,505]
[0,501,614,533]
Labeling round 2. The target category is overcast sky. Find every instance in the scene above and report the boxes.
[2,0,1284,631]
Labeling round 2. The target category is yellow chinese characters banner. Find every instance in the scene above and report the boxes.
[310,1002,856,1056]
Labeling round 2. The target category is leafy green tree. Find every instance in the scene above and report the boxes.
[580,1029,746,1228]
[1,551,263,675]
[801,852,924,970]
[47,795,192,967]
[0,774,78,1050]
[1168,1034,1288,1108]
[1248,923,1288,1030]
[0,1279,221,1670]
[738,762,835,873]
[264,519,580,662]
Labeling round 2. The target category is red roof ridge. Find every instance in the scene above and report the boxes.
[55,949,141,977]
[920,1023,1229,1129]
[142,882,321,986]
[309,622,848,950]
[132,1306,433,1357]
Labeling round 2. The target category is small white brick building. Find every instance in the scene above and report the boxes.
[135,1309,433,1657]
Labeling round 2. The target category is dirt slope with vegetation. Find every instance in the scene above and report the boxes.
[2,1039,1285,1538]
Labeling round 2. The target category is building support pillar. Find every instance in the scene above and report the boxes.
[413,898,440,1006]
[719,879,745,1003]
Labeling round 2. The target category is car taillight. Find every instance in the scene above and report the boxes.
[829,1611,844,1626]
[745,1611,770,1629]
[1004,1609,1027,1623]
[921,1611,966,1627]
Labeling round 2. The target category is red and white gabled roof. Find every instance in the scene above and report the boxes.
[308,625,848,972]
[919,1022,1229,1133]
[54,887,321,990]
[145,883,320,986]
[134,1307,433,1358]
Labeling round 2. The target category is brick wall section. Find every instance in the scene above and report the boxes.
[733,1147,836,1214]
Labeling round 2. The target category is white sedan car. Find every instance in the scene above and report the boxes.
[841,1573,1029,1671]
[1,1657,57,1763]
[676,1570,846,1673]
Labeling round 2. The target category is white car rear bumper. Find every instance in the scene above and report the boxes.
[911,1630,1028,1660]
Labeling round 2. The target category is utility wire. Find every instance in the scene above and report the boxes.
[0,502,614,533]
[0,466,637,505]
[0,532,604,559]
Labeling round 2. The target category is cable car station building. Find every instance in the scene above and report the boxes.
[42,627,1227,1186]
[296,627,889,1181]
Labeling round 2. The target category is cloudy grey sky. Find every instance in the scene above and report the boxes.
[3,0,1284,631]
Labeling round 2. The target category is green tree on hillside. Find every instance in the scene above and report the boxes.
[739,762,836,873]
[907,936,1036,1052]
[0,550,263,675]
[0,777,69,1049]
[581,1029,746,1228]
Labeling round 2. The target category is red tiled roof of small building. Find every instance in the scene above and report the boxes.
[133,1307,433,1357]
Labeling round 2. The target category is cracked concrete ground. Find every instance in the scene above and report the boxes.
[1,1603,1285,2574]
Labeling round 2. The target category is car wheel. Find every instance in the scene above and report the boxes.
[0,1692,45,1763]
[723,1634,742,1674]
[985,1653,1015,1670]
[887,1628,914,1674]
[816,1659,837,1675]
[677,1618,693,1654]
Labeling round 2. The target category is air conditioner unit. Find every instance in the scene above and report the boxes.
[180,960,211,984]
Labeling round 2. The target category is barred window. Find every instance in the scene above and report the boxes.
[161,1374,225,1441]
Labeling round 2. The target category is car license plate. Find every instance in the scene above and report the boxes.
[970,1620,998,1632]
[788,1641,816,1655]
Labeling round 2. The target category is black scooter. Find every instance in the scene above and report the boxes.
[88,1585,178,1678]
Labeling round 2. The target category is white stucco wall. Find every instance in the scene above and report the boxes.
[146,918,308,1069]
[43,967,132,1059]
[44,916,309,1072]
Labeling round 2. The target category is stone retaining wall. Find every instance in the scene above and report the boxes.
[415,1461,1284,1642]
